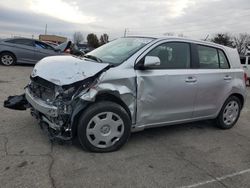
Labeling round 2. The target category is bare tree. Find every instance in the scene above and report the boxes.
[100,33,109,46]
[233,33,250,55]
[73,32,84,45]
[163,32,174,36]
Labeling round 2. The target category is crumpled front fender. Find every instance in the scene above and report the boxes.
[80,72,137,124]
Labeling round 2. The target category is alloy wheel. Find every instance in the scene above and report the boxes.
[1,54,14,65]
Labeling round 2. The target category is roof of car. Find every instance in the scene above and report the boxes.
[126,35,234,50]
[4,37,40,42]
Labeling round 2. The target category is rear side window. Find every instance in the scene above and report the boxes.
[146,42,190,69]
[198,45,230,69]
[198,45,219,69]
[248,57,250,65]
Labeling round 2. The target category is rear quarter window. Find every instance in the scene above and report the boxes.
[218,50,230,69]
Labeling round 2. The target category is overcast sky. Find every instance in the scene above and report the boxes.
[0,0,250,40]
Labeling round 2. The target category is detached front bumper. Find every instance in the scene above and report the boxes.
[25,88,58,117]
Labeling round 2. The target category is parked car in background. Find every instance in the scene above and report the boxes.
[0,38,63,65]
[0,38,85,66]
[56,41,85,57]
[4,36,246,152]
[77,43,94,53]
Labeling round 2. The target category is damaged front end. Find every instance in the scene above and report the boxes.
[4,75,98,141]
[4,56,110,142]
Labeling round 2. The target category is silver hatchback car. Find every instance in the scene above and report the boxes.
[4,36,247,152]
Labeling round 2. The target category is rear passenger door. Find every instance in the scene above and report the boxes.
[193,44,232,118]
[7,39,36,63]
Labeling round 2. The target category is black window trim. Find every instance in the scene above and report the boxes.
[135,41,193,70]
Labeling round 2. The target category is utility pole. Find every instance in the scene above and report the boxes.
[204,34,209,41]
[124,28,128,37]
[45,24,47,35]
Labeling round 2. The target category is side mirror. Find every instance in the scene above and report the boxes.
[144,56,161,67]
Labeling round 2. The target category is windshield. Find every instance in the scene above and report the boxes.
[87,37,154,65]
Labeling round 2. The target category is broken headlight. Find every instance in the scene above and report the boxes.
[55,77,96,101]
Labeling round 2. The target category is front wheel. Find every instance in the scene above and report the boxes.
[77,101,131,152]
[216,96,242,129]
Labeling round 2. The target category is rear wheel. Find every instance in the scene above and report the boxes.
[216,96,242,129]
[77,101,131,152]
[0,52,16,66]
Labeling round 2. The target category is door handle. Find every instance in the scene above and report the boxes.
[224,75,232,80]
[185,76,197,83]
[243,66,248,69]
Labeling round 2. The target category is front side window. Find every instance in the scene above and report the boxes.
[198,45,219,69]
[145,42,191,69]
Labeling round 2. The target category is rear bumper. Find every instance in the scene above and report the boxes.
[25,88,58,117]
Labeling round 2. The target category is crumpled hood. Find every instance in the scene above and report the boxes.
[31,56,109,86]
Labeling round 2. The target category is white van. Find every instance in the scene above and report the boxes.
[240,56,250,80]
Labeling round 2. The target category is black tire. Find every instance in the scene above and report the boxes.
[77,101,131,152]
[216,96,242,129]
[0,52,16,66]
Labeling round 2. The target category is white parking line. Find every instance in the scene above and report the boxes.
[179,168,250,188]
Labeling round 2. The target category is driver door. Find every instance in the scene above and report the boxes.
[135,42,198,127]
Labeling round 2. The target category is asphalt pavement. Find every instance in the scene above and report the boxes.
[1,65,250,188]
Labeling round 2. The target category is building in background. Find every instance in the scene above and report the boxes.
[39,34,67,44]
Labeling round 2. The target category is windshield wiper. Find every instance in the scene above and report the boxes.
[84,55,103,63]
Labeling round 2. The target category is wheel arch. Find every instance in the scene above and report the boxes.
[70,91,132,138]
[228,93,244,108]
[0,51,17,61]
